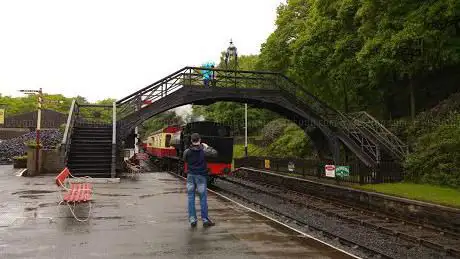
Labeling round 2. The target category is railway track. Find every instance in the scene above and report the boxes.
[228,168,460,258]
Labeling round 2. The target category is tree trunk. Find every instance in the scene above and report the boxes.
[409,80,416,121]
[343,84,349,113]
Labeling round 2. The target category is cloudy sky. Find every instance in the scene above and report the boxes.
[0,0,284,102]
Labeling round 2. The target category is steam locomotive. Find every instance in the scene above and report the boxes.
[143,121,233,178]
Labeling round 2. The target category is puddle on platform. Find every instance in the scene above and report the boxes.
[12,190,55,195]
[95,193,131,197]
[139,194,156,199]
[93,203,119,208]
[19,195,44,199]
[162,188,186,193]
[157,179,178,182]
[38,202,56,208]
[138,190,186,198]
[92,216,124,220]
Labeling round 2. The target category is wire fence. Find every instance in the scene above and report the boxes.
[234,156,404,185]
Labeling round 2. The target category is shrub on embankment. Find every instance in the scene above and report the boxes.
[403,112,460,188]
[391,94,460,188]
[233,119,315,159]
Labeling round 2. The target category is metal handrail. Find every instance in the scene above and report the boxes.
[116,67,281,106]
[62,100,76,145]
[61,99,79,165]
[351,111,407,147]
[349,111,408,159]
[111,101,116,178]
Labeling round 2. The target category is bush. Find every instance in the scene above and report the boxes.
[13,155,27,160]
[389,92,460,148]
[404,112,460,188]
[59,123,67,134]
[260,119,290,146]
[25,140,43,149]
[267,123,313,158]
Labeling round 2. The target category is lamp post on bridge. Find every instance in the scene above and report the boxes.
[225,39,247,157]
[225,39,238,69]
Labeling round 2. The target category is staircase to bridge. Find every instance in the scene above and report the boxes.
[61,101,117,178]
[62,66,408,177]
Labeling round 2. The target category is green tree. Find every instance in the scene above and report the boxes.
[258,0,460,119]
[0,94,73,116]
[356,0,460,120]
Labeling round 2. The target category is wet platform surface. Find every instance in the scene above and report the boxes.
[0,165,353,258]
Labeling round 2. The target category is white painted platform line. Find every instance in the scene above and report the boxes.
[171,172,362,259]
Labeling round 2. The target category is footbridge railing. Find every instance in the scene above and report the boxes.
[116,67,288,118]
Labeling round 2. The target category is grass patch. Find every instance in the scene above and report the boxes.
[355,182,460,208]
[233,143,267,159]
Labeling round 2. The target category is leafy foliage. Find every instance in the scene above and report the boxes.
[266,123,313,158]
[0,94,73,116]
[233,143,268,159]
[257,0,460,118]
[78,98,117,123]
[390,92,460,144]
[260,119,291,146]
[404,112,460,188]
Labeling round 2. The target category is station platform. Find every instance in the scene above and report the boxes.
[0,166,353,258]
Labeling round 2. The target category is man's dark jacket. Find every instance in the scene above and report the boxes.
[183,143,218,175]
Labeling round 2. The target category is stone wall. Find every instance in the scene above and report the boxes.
[0,128,30,140]
[42,149,63,174]
[27,147,63,176]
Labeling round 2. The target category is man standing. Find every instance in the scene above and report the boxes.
[183,133,217,227]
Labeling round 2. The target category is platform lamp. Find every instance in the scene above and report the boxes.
[224,39,238,69]
[225,39,247,157]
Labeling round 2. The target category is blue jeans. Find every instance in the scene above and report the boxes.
[203,78,210,87]
[186,174,209,223]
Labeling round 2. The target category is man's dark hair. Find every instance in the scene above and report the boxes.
[191,133,200,143]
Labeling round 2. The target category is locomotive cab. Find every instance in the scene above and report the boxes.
[142,121,233,179]
[180,121,233,177]
[170,131,183,157]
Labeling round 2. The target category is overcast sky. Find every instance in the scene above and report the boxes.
[0,0,284,102]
